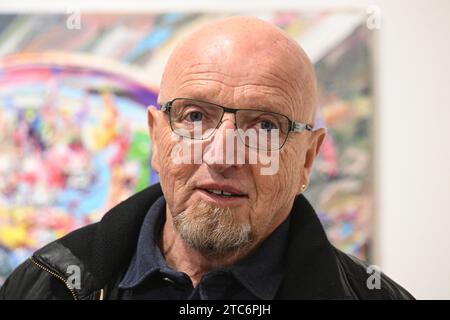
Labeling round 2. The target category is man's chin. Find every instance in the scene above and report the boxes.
[173,200,253,256]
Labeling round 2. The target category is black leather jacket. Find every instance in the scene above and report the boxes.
[0,183,414,300]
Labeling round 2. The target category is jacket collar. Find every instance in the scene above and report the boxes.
[276,194,350,299]
[34,183,349,299]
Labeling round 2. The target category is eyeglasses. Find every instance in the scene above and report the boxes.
[159,98,313,151]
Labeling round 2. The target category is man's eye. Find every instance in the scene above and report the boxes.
[259,120,277,131]
[186,111,203,122]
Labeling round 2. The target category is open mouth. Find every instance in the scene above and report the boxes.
[199,188,247,198]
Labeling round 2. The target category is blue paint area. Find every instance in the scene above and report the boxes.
[125,27,172,62]
[55,153,110,220]
[161,12,184,24]
[341,222,353,238]
[151,170,159,184]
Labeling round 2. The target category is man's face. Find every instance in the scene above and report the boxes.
[148,31,324,256]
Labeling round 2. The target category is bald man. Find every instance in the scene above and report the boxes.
[1,17,413,300]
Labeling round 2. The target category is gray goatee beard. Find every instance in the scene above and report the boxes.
[172,200,253,257]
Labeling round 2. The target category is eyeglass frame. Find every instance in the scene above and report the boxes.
[159,97,313,150]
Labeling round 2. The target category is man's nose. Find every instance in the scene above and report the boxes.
[216,113,236,133]
[202,114,240,172]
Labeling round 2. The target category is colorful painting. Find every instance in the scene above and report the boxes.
[0,12,373,284]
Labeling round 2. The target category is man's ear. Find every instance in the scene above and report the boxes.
[299,128,326,193]
[147,105,160,174]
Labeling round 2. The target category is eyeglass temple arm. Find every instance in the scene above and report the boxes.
[160,102,170,112]
[291,121,313,132]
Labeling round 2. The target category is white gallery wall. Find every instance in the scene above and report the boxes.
[1,0,449,299]
[373,0,450,300]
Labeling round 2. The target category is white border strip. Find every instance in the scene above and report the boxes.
[0,0,368,13]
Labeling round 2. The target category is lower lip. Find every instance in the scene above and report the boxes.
[194,189,248,206]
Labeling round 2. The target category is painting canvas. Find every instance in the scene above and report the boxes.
[0,11,374,284]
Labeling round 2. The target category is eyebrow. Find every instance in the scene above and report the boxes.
[170,86,294,118]
[174,95,284,112]
[179,98,283,115]
[250,104,281,113]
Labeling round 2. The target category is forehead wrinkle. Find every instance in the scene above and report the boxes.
[178,56,299,93]
[176,72,291,100]
[172,57,308,121]
[174,62,297,104]
[175,76,294,116]
[248,70,301,116]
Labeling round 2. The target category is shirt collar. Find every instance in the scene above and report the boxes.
[119,195,290,300]
[119,196,169,289]
[226,216,290,300]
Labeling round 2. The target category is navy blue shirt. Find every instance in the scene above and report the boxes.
[119,196,290,300]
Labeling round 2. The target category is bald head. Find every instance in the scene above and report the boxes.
[159,16,318,125]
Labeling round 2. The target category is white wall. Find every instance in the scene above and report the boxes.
[1,0,449,299]
[374,0,450,300]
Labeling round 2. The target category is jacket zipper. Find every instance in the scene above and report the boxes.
[29,256,78,300]
[99,288,104,300]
